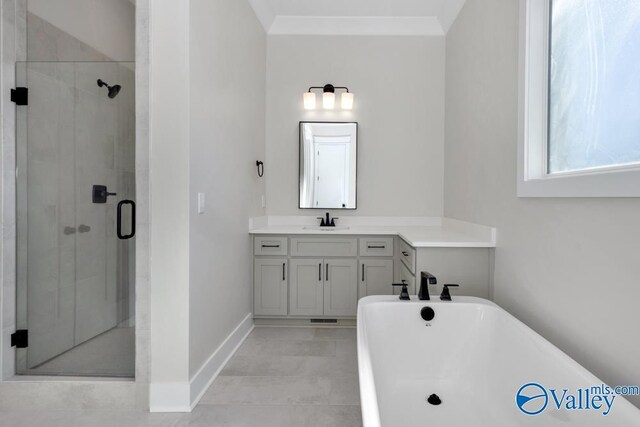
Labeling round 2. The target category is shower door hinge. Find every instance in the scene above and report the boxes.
[10,329,28,348]
[10,87,28,105]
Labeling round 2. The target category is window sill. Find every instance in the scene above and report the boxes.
[517,167,640,198]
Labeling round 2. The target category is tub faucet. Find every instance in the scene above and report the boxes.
[419,272,437,300]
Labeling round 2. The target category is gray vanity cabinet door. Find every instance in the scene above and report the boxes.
[254,259,288,316]
[290,258,324,316]
[324,259,358,316]
[359,259,394,298]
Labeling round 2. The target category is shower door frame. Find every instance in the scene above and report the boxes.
[0,0,150,407]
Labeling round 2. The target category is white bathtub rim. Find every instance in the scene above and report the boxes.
[356,295,640,426]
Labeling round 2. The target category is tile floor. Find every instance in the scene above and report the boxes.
[197,326,361,426]
[0,327,362,427]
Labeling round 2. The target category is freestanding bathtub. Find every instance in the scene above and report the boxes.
[357,296,640,427]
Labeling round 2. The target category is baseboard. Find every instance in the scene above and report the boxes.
[149,313,253,413]
[253,317,356,327]
[188,313,254,410]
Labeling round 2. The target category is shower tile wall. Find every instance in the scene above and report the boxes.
[27,12,109,62]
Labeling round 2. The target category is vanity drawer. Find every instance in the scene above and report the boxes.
[290,237,358,257]
[359,237,394,257]
[399,262,416,295]
[398,238,416,274]
[254,236,288,256]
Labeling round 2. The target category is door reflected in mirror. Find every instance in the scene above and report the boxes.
[299,122,357,209]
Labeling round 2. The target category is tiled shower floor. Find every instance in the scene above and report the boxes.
[0,327,362,427]
[25,326,135,377]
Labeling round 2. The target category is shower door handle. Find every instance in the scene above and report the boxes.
[117,200,136,240]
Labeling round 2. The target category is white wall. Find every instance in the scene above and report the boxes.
[149,0,191,409]
[28,0,135,60]
[265,35,445,217]
[444,0,640,407]
[188,0,266,377]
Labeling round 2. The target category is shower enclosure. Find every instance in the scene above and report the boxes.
[14,61,136,377]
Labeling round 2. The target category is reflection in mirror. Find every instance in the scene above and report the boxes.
[299,122,357,209]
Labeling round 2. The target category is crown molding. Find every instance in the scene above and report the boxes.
[438,0,467,33]
[248,0,276,32]
[269,16,444,36]
[247,0,467,36]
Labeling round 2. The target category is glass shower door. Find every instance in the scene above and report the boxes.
[16,61,136,377]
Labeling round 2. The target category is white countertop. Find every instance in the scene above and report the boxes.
[248,216,496,248]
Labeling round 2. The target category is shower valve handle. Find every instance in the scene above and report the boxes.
[92,185,117,204]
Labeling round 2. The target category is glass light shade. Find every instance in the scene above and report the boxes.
[341,92,354,110]
[322,92,335,109]
[303,92,316,110]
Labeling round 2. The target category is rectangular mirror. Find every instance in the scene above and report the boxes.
[299,122,357,209]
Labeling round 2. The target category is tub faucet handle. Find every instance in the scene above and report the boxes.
[440,284,459,301]
[392,282,410,301]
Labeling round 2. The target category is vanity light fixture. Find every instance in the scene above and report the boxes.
[303,84,354,110]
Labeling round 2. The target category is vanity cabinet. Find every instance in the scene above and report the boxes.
[359,259,394,297]
[289,258,358,316]
[254,236,391,319]
[254,258,288,316]
[289,259,324,316]
[254,236,288,256]
[394,237,491,298]
[253,233,492,321]
[324,259,358,316]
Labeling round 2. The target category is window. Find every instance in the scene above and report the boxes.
[518,0,640,197]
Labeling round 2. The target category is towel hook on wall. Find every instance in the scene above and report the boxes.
[256,161,264,178]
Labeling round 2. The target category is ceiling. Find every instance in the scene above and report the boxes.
[248,0,466,35]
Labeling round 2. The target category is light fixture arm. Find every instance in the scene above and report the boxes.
[307,84,350,94]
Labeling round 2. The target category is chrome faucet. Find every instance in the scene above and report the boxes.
[419,272,438,300]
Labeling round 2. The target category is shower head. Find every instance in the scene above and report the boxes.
[108,84,121,99]
[97,79,122,99]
